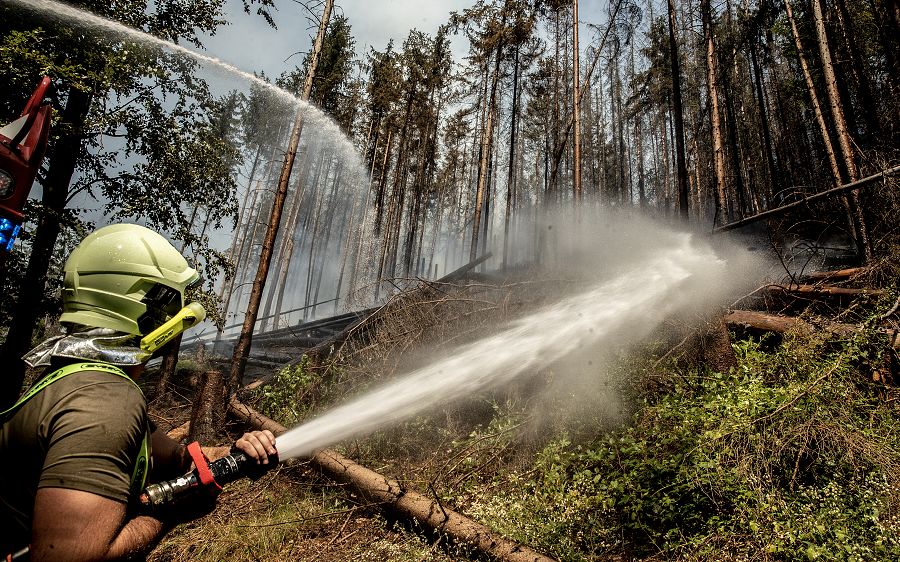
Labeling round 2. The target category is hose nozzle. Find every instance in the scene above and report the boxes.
[139,451,278,510]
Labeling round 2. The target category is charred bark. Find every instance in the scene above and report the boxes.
[189,369,225,444]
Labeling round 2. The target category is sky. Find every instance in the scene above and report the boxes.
[198,0,612,84]
[200,0,472,80]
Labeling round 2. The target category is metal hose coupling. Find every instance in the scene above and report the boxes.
[139,451,279,509]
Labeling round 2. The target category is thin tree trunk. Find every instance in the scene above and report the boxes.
[480,132,497,263]
[614,54,626,204]
[302,158,334,321]
[785,0,867,260]
[785,0,843,182]
[660,108,671,211]
[667,0,690,220]
[503,44,521,269]
[373,121,392,235]
[722,76,747,218]
[749,40,778,203]
[811,0,872,260]
[228,0,333,395]
[572,0,582,203]
[470,24,506,262]
[701,0,729,224]
[335,182,365,313]
[355,130,391,296]
[220,144,262,292]
[833,0,881,139]
[270,147,322,327]
[261,146,312,331]
[312,164,346,317]
[219,185,258,325]
[0,87,92,406]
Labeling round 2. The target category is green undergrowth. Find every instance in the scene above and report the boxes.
[465,323,900,561]
[239,284,900,561]
[255,356,341,426]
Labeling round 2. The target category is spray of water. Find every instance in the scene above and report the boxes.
[7,0,293,102]
[276,223,751,460]
[8,0,766,458]
[5,0,387,324]
[5,0,362,163]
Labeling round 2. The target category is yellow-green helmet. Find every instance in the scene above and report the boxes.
[60,224,200,335]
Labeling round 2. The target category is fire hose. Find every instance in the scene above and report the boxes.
[140,441,279,509]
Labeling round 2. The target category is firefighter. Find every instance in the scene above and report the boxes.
[0,223,277,560]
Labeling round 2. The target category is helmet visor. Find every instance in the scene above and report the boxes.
[137,283,183,334]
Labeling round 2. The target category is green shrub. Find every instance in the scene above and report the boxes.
[469,328,900,561]
[256,356,318,426]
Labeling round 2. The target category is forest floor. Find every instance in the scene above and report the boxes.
[148,254,900,561]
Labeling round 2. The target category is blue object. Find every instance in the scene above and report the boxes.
[0,217,22,252]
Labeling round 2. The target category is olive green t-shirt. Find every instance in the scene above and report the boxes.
[0,369,147,554]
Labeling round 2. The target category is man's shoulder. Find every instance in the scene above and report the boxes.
[42,365,139,387]
[36,366,145,411]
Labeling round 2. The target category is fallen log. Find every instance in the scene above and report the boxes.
[724,310,898,347]
[725,310,800,333]
[802,267,869,282]
[437,252,494,283]
[767,284,885,298]
[714,165,900,233]
[227,398,558,562]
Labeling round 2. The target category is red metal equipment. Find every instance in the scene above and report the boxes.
[0,77,53,252]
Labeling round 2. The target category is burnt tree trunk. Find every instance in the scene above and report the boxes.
[189,369,225,444]
[154,335,183,400]
[701,0,730,224]
[471,38,504,262]
[667,0,690,220]
[0,87,92,407]
[811,0,872,260]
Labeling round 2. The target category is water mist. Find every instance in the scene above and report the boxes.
[276,212,762,460]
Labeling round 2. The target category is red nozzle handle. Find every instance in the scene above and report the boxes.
[187,441,222,492]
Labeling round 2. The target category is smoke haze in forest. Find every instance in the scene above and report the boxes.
[275,209,767,459]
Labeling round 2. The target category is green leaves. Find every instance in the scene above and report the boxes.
[0,1,245,332]
[469,327,900,560]
[256,356,321,426]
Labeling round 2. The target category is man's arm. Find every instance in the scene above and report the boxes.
[149,429,190,481]
[28,429,280,560]
[30,488,167,561]
[149,429,278,482]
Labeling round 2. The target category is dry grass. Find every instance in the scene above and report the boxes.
[151,274,564,561]
[150,466,462,562]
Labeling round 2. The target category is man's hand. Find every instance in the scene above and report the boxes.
[233,430,277,465]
